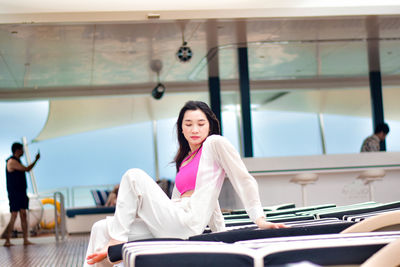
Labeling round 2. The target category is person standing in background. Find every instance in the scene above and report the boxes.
[3,142,40,247]
[360,123,390,152]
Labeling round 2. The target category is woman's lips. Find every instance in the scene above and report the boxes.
[191,136,200,139]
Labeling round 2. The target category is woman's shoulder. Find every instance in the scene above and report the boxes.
[204,135,231,146]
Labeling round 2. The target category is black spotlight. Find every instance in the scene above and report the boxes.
[176,42,193,63]
[152,82,166,100]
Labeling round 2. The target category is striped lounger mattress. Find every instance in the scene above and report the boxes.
[122,231,400,267]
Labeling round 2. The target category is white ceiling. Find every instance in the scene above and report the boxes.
[2,0,399,13]
[1,15,400,101]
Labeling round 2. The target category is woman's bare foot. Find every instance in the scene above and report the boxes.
[86,250,108,265]
[23,240,34,246]
[4,240,13,247]
[86,238,123,265]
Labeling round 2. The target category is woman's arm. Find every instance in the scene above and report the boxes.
[208,201,226,232]
[8,153,40,172]
[256,217,287,229]
[208,136,286,229]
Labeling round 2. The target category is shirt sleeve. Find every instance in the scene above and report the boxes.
[208,201,226,232]
[209,135,265,223]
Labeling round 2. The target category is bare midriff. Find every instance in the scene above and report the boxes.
[181,190,194,198]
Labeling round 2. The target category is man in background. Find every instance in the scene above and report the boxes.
[3,142,40,247]
[361,123,390,152]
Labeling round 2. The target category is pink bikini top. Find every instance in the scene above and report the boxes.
[175,146,202,195]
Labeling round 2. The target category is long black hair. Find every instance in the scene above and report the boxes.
[174,101,220,172]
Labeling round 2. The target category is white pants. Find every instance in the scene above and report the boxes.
[84,168,195,267]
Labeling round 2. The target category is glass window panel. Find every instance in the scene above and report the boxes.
[385,119,400,152]
[221,110,240,152]
[249,43,317,80]
[157,117,178,180]
[320,41,368,77]
[248,41,368,80]
[382,40,400,151]
[221,91,240,153]
[380,40,400,76]
[252,109,322,157]
[250,90,322,157]
[218,45,238,80]
[382,86,400,151]
[250,87,372,156]
[323,114,372,154]
[30,121,155,192]
[321,87,372,154]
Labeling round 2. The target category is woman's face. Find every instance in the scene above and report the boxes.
[182,109,210,152]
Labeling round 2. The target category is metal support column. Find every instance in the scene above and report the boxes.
[54,191,66,242]
[367,16,386,151]
[236,21,253,157]
[318,113,327,154]
[206,20,222,131]
[152,120,160,181]
[22,136,38,196]
[208,77,222,128]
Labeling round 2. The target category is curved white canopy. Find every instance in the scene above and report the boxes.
[33,93,208,142]
[33,85,400,142]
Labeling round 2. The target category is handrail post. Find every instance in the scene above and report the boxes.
[53,191,66,241]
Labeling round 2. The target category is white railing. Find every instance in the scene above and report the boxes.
[37,184,115,208]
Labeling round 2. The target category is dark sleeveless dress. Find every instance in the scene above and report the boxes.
[6,156,29,212]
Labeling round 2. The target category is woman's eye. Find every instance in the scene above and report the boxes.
[198,124,205,127]
[185,124,192,127]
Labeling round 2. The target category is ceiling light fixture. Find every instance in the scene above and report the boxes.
[152,82,166,100]
[176,23,193,63]
[150,59,165,100]
[176,41,193,63]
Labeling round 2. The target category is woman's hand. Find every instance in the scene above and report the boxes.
[256,217,288,229]
[86,250,107,265]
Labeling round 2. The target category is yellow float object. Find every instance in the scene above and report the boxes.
[40,198,61,229]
